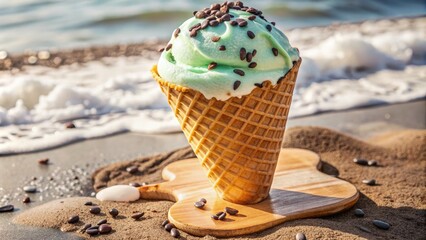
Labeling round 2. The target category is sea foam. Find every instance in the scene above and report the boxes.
[0,25,425,154]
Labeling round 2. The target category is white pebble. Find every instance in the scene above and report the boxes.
[96,185,140,202]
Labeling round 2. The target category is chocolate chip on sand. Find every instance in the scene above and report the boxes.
[272,47,278,56]
[194,201,205,209]
[165,223,175,232]
[161,219,170,227]
[89,206,101,214]
[171,228,180,238]
[67,215,79,224]
[353,158,368,166]
[208,62,217,70]
[81,223,92,232]
[99,224,112,234]
[373,220,391,230]
[86,228,99,235]
[38,158,49,165]
[368,160,378,166]
[233,80,241,90]
[296,232,307,240]
[362,179,376,186]
[109,208,119,217]
[233,69,245,76]
[22,196,31,203]
[0,205,14,213]
[97,219,108,225]
[225,207,239,215]
[354,208,365,217]
[131,212,144,220]
[126,166,138,174]
[84,201,93,206]
[23,185,37,193]
[211,36,221,42]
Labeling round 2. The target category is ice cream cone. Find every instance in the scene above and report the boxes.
[152,58,301,204]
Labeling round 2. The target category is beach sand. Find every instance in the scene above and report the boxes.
[13,126,426,239]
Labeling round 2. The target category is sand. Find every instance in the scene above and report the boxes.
[13,126,426,239]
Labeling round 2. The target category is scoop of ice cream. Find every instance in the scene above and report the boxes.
[157,1,299,100]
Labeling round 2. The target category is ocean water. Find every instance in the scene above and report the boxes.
[0,0,424,52]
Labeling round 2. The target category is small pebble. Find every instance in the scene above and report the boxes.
[131,212,144,220]
[129,182,141,187]
[161,219,170,227]
[0,205,14,213]
[194,201,205,209]
[97,219,107,225]
[368,160,378,166]
[373,219,390,230]
[296,232,307,240]
[109,208,119,218]
[23,186,37,193]
[356,225,372,233]
[171,228,180,238]
[225,207,239,215]
[99,224,112,234]
[362,179,376,186]
[86,228,99,235]
[126,166,138,174]
[67,215,79,224]
[0,50,8,60]
[353,158,369,165]
[354,208,365,217]
[199,198,207,204]
[38,158,49,165]
[165,223,175,232]
[64,122,76,129]
[84,201,93,206]
[218,212,227,220]
[89,206,101,214]
[37,51,50,60]
[81,223,92,232]
[22,196,31,203]
[27,56,37,64]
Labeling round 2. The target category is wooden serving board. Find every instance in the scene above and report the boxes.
[138,148,359,237]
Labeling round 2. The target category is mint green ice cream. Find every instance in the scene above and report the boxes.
[157,2,299,100]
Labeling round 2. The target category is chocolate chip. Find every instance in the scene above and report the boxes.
[240,48,246,60]
[246,7,258,14]
[254,83,263,88]
[23,196,31,203]
[81,223,92,232]
[233,81,241,90]
[271,21,276,26]
[221,14,231,21]
[230,20,238,26]
[238,20,248,27]
[38,158,49,165]
[368,160,378,166]
[373,220,390,230]
[209,20,219,27]
[173,28,180,38]
[266,25,272,32]
[86,228,99,235]
[218,211,227,220]
[211,214,219,220]
[171,228,180,238]
[220,5,229,13]
[131,212,144,220]
[158,47,165,52]
[233,69,245,76]
[211,36,221,42]
[67,215,79,224]
[211,3,220,10]
[97,219,107,225]
[215,11,224,18]
[356,225,372,233]
[246,52,253,62]
[362,179,376,186]
[189,23,201,31]
[165,223,175,232]
[65,122,75,129]
[109,208,119,218]
[0,205,14,213]
[161,219,170,227]
[194,201,205,209]
[206,15,216,21]
[248,62,257,68]
[84,201,93,206]
[235,1,244,7]
[353,158,368,166]
[355,208,365,217]
[89,206,101,214]
[219,45,226,51]
[99,224,112,234]
[252,49,257,57]
[232,6,241,10]
[247,31,255,39]
[227,2,234,7]
[201,19,209,29]
[272,47,278,56]
[129,182,141,187]
[190,29,198,37]
[165,44,172,51]
[210,10,218,15]
[296,232,307,240]
[248,15,256,20]
[199,198,207,204]
[224,207,239,215]
[195,11,207,19]
[126,166,138,174]
[208,62,217,70]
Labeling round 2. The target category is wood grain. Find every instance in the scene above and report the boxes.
[138,148,359,237]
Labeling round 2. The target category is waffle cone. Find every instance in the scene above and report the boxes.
[152,59,301,204]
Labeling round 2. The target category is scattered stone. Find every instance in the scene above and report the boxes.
[27,56,37,64]
[0,205,14,213]
[81,223,92,232]
[129,182,141,187]
[131,212,144,220]
[354,208,365,217]
[0,50,7,60]
[99,224,112,234]
[23,185,37,193]
[126,166,138,174]
[362,179,376,186]
[64,122,76,129]
[225,207,239,215]
[356,225,372,233]
[199,198,207,204]
[165,223,175,232]
[67,215,79,224]
[373,220,390,230]
[38,158,49,165]
[296,232,307,240]
[353,158,368,166]
[84,201,93,206]
[37,51,50,60]
[109,208,119,218]
[368,160,378,166]
[161,219,170,227]
[171,228,180,238]
[86,228,99,235]
[97,219,107,225]
[89,206,101,214]
[218,211,227,220]
[194,201,205,209]
[22,196,31,203]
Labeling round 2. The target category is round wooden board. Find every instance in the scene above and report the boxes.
[138,148,359,237]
